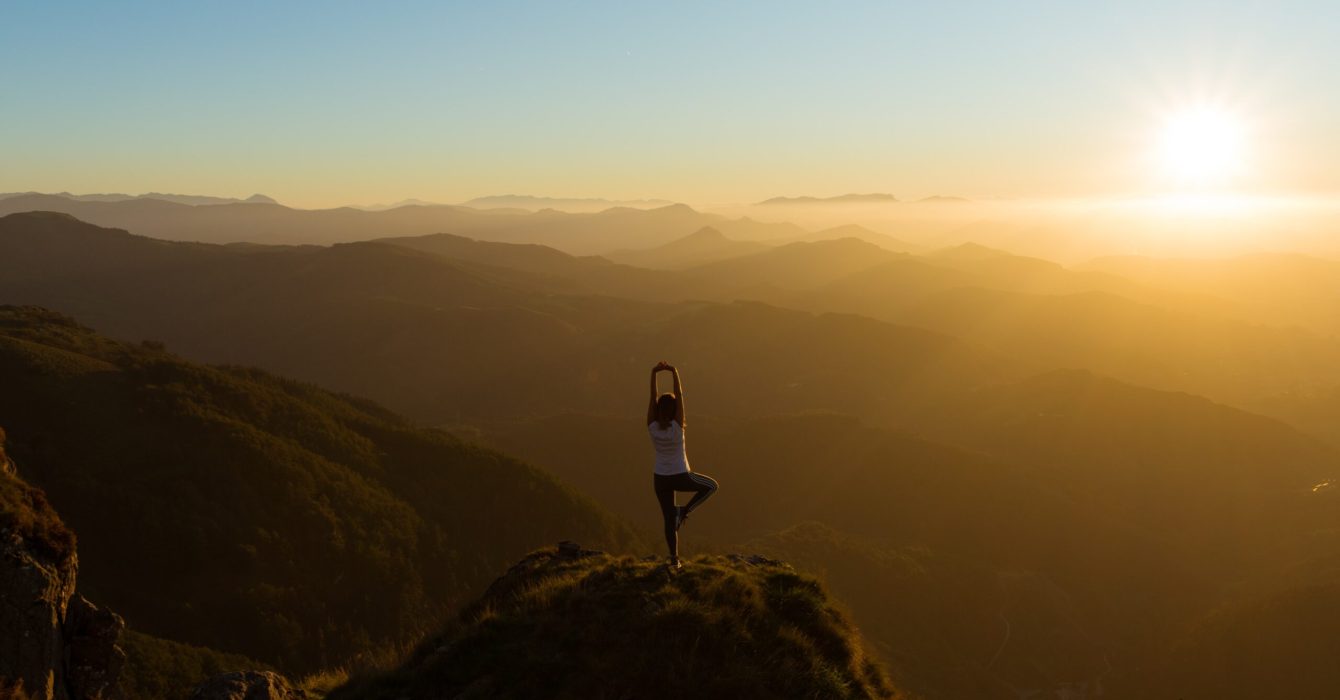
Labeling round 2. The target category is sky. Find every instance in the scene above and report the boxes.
[3,0,1338,209]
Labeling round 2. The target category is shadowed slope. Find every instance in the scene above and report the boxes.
[0,306,638,671]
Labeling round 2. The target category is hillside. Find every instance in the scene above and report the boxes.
[1153,578,1340,699]
[745,523,1106,699]
[1084,252,1340,335]
[605,226,771,268]
[330,544,903,700]
[682,237,900,290]
[0,306,638,671]
[2,429,272,700]
[799,224,919,253]
[374,230,724,302]
[887,286,1340,405]
[0,212,1016,425]
[476,391,1340,696]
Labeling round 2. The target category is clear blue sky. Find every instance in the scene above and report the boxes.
[3,1,1336,207]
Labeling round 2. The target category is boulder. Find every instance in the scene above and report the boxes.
[63,596,125,700]
[189,671,307,700]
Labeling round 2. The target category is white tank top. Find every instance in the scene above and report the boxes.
[648,420,690,475]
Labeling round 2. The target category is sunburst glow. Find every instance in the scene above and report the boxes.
[1157,107,1248,188]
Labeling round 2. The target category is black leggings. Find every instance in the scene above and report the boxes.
[654,471,718,559]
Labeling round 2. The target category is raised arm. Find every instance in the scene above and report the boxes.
[648,365,661,424]
[670,366,685,426]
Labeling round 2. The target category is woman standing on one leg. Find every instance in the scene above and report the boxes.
[648,361,718,570]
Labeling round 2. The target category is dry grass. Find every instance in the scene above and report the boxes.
[299,668,352,698]
[0,459,76,563]
[329,548,904,699]
[0,678,32,700]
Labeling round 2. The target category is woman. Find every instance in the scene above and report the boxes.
[648,361,718,569]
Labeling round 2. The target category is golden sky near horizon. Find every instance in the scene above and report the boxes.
[4,2,1338,209]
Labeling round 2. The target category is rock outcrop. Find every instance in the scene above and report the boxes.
[62,596,125,699]
[189,671,307,700]
[0,430,124,700]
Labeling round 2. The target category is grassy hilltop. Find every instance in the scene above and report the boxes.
[333,545,905,700]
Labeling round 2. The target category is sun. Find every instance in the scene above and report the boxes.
[1156,107,1248,188]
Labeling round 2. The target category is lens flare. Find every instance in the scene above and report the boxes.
[1157,108,1247,188]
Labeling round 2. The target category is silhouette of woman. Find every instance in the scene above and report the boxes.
[647,361,718,569]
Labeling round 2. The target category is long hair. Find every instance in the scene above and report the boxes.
[655,393,678,428]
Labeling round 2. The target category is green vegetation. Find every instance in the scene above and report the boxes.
[331,547,903,700]
[116,630,267,700]
[0,306,639,673]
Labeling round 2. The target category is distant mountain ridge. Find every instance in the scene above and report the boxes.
[0,191,276,206]
[757,193,898,205]
[0,194,803,252]
[461,194,674,212]
[605,226,771,268]
[350,198,450,210]
[798,224,919,252]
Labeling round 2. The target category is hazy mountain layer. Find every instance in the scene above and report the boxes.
[461,194,674,212]
[674,239,1340,408]
[605,226,771,269]
[1085,252,1340,336]
[8,209,1340,437]
[757,193,899,205]
[0,212,1015,426]
[0,195,802,251]
[0,191,276,206]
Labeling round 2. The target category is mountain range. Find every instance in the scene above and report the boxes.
[5,204,1340,697]
[0,194,803,251]
[460,194,675,211]
[756,193,899,205]
[0,191,276,206]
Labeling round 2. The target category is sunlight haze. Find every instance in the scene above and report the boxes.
[8,3,1340,698]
